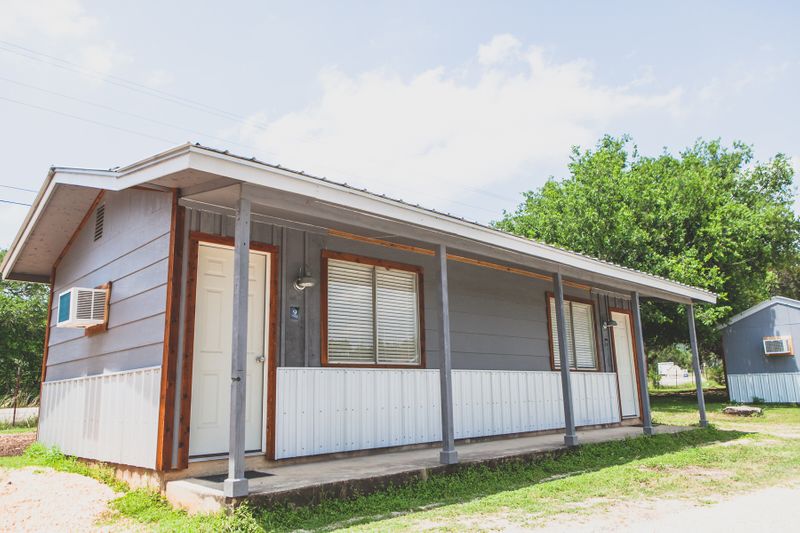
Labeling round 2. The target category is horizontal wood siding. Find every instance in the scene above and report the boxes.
[180,207,617,373]
[46,189,173,381]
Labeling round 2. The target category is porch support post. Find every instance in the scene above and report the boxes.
[553,272,578,446]
[630,291,655,435]
[686,303,709,428]
[223,192,250,498]
[436,244,458,464]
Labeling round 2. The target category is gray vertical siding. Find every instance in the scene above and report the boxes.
[46,189,173,381]
[181,207,617,374]
[722,302,800,374]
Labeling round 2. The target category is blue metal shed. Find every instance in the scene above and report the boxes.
[720,296,800,403]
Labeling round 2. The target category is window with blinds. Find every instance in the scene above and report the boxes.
[326,257,421,365]
[549,296,598,370]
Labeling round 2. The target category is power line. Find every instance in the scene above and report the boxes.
[0,184,36,193]
[0,39,519,207]
[0,94,179,145]
[0,75,273,156]
[0,39,271,129]
[0,199,31,206]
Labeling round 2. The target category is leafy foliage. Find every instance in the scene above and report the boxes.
[496,136,800,358]
[0,249,49,406]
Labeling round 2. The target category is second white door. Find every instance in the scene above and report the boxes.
[189,243,269,457]
[611,311,640,418]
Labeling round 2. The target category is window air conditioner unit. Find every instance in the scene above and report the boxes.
[763,336,793,356]
[56,287,108,328]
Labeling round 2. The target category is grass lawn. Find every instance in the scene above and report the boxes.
[2,392,799,532]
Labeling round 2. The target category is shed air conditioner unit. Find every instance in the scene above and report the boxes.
[56,287,108,328]
[762,336,793,356]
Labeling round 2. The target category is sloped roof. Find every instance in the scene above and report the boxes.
[718,296,800,329]
[1,143,717,304]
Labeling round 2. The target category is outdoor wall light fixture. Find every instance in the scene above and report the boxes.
[293,266,316,291]
[602,319,618,330]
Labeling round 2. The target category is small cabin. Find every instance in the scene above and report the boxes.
[720,296,800,403]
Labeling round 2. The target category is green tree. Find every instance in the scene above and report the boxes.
[0,249,49,406]
[496,136,800,360]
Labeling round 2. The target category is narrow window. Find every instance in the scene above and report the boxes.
[549,296,598,370]
[325,255,421,366]
[93,204,105,242]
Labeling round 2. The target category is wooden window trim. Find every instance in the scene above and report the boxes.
[84,281,112,337]
[321,250,426,369]
[546,291,602,372]
[175,231,280,468]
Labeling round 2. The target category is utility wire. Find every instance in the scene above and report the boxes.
[0,95,179,145]
[0,184,36,193]
[0,39,519,207]
[0,75,272,156]
[0,92,505,216]
[0,199,31,206]
[0,39,270,128]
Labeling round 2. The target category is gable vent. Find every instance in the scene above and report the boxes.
[94,204,105,241]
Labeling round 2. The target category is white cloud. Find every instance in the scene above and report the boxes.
[478,34,521,66]
[145,69,175,89]
[0,0,97,39]
[0,0,126,77]
[237,35,683,218]
[79,41,129,77]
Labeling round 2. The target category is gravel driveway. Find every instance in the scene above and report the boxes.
[536,483,800,532]
[0,467,125,532]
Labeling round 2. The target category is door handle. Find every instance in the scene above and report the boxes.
[255,355,266,363]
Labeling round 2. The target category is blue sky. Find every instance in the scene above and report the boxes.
[0,1,798,247]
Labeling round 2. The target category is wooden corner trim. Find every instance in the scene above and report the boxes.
[84,282,112,337]
[156,191,184,471]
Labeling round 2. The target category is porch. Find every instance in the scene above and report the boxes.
[165,423,686,513]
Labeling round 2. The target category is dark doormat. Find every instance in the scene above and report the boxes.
[192,470,274,489]
[199,470,274,483]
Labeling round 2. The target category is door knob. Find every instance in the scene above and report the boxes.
[255,355,266,363]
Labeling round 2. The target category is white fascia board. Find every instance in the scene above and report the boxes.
[185,147,716,304]
[7,143,717,304]
[1,174,58,280]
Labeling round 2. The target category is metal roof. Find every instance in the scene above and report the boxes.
[185,143,716,302]
[1,142,717,303]
[718,296,800,329]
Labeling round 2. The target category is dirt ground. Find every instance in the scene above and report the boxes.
[0,467,126,532]
[0,432,36,456]
[534,483,800,532]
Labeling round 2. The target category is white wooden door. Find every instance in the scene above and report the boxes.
[611,311,640,418]
[189,243,269,457]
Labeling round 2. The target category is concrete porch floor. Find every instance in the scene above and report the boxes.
[166,424,686,514]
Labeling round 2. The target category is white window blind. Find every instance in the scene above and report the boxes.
[327,258,420,365]
[327,260,375,363]
[550,296,598,370]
